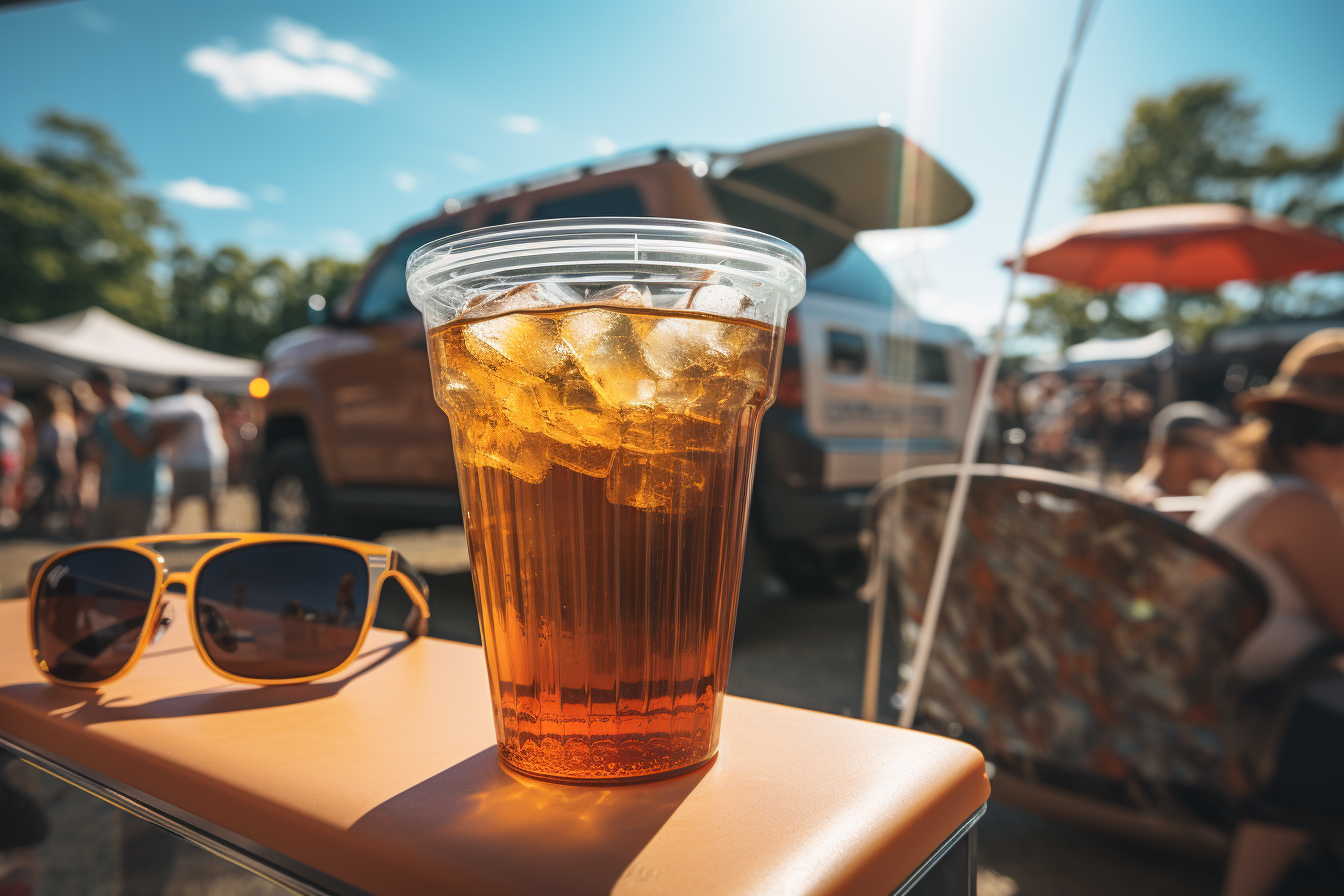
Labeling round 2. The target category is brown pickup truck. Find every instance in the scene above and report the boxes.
[257,125,975,589]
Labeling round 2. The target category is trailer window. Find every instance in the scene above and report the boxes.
[884,341,951,384]
[827,330,867,375]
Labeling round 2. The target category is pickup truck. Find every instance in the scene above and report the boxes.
[257,124,977,591]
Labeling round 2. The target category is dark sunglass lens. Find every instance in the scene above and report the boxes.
[194,543,370,680]
[33,549,157,683]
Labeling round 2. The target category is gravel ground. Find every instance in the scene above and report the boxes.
[2,494,1339,894]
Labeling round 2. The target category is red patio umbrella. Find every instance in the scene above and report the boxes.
[1016,203,1344,290]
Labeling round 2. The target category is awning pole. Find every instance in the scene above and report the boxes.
[889,0,1099,729]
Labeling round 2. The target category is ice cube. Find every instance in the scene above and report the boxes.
[586,283,652,309]
[448,364,543,430]
[463,315,569,379]
[640,317,732,377]
[559,308,656,406]
[683,284,755,318]
[452,409,552,484]
[604,405,720,512]
[438,373,551,484]
[461,281,579,319]
[535,376,621,477]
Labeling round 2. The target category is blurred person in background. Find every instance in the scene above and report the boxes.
[18,384,79,535]
[0,376,33,529]
[1099,383,1140,476]
[87,367,176,538]
[1187,330,1344,896]
[1122,401,1230,511]
[993,374,1029,464]
[1068,373,1104,475]
[153,377,229,531]
[69,378,103,533]
[1023,372,1072,469]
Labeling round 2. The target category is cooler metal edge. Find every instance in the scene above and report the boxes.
[0,729,371,896]
[890,802,986,896]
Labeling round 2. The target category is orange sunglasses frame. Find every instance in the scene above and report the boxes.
[27,532,432,689]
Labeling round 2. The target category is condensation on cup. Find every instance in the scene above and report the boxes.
[407,218,806,782]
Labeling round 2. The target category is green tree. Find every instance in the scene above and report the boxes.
[277,256,364,337]
[1022,79,1344,350]
[0,111,170,327]
[2,108,368,360]
[165,247,362,359]
[1020,285,1150,349]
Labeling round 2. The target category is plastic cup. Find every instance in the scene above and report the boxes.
[407,217,806,782]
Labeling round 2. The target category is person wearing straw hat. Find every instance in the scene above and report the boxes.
[1121,400,1231,516]
[1189,329,1344,896]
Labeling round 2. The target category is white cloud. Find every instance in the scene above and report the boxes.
[163,177,251,209]
[392,171,418,193]
[500,114,540,135]
[448,152,483,174]
[321,228,366,260]
[258,184,286,203]
[186,18,395,105]
[588,135,618,156]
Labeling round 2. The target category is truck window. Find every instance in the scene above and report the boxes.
[827,331,867,375]
[805,243,895,306]
[531,186,645,219]
[884,341,951,384]
[355,223,460,323]
[482,209,510,226]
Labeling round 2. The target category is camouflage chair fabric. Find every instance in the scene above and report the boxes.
[870,464,1268,794]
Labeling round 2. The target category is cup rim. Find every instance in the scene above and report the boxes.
[405,216,808,319]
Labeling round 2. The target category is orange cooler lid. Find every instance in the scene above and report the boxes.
[0,598,989,896]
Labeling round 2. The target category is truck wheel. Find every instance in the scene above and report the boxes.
[259,441,332,534]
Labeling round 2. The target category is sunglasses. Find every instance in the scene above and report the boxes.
[27,533,431,688]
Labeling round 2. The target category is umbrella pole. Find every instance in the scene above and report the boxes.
[872,0,1101,729]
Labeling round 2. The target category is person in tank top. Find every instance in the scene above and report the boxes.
[1189,329,1344,896]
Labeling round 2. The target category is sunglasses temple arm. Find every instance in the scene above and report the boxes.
[389,569,431,640]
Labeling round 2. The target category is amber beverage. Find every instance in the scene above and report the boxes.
[407,219,806,782]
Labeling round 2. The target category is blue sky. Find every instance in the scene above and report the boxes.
[2,0,1342,341]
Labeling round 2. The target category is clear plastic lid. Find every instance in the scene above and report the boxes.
[405,217,807,331]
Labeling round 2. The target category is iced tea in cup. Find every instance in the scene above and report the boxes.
[406,218,806,782]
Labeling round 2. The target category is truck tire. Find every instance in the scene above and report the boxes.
[258,440,335,535]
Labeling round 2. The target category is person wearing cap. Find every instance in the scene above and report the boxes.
[1121,401,1231,515]
[1188,329,1344,896]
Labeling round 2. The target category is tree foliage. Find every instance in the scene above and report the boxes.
[1020,286,1150,350]
[0,110,366,359]
[1023,79,1344,350]
[163,248,361,359]
[0,111,169,328]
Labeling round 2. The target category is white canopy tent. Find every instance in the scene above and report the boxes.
[0,306,260,395]
[1064,328,1175,370]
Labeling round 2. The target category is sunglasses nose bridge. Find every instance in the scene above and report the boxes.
[163,571,193,591]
